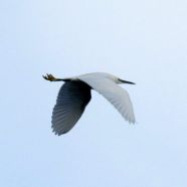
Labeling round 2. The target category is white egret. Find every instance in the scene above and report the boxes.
[43,72,135,135]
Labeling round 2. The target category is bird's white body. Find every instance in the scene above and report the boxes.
[44,72,136,135]
[71,72,121,84]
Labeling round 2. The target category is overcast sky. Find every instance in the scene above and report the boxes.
[1,0,187,187]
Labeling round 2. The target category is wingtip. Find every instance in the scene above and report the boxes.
[52,126,70,136]
[129,120,136,125]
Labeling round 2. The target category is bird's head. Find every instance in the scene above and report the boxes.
[105,73,135,85]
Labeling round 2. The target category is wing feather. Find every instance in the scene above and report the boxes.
[78,76,135,123]
[52,81,91,135]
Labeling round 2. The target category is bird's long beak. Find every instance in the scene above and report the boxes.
[118,78,135,85]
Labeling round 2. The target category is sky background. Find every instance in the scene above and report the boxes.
[1,0,187,186]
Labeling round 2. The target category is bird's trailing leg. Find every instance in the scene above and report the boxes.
[43,74,64,82]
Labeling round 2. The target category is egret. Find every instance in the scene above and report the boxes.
[43,72,135,135]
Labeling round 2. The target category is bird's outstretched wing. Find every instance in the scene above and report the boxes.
[52,81,91,135]
[78,76,135,124]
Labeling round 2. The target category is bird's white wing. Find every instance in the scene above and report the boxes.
[78,76,135,123]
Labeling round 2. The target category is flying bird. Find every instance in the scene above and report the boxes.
[43,72,135,135]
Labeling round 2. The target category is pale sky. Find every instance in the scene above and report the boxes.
[1,0,187,187]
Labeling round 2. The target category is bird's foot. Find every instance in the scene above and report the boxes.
[43,74,57,82]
